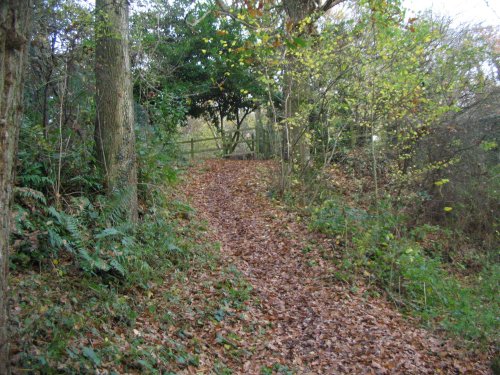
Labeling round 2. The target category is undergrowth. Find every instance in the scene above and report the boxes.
[10,191,259,372]
[310,196,499,349]
[9,123,260,372]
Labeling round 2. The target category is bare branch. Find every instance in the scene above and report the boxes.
[186,0,256,30]
[185,8,213,28]
[320,0,347,13]
[215,0,256,29]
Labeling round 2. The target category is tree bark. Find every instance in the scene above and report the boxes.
[255,107,266,157]
[282,0,316,25]
[282,0,314,168]
[0,1,33,372]
[95,0,138,222]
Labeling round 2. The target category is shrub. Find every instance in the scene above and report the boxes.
[310,197,499,346]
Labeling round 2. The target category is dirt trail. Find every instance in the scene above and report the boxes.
[183,159,490,374]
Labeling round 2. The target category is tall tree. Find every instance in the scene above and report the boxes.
[95,0,137,221]
[280,0,345,191]
[0,0,33,371]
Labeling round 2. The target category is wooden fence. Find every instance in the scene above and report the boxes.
[177,127,259,158]
[177,126,373,160]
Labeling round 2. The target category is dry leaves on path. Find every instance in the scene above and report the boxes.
[181,159,490,374]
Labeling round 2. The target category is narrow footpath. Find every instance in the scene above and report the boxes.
[183,159,490,374]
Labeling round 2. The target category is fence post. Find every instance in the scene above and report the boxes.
[190,137,194,159]
[256,131,259,155]
[251,133,255,152]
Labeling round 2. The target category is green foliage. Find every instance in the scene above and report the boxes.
[12,179,197,290]
[261,363,293,375]
[17,117,103,197]
[13,273,179,372]
[310,198,370,239]
[310,198,499,346]
[136,119,179,203]
[13,105,186,288]
[11,201,261,373]
[131,1,265,154]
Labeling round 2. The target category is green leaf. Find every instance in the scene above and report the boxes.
[284,39,296,50]
[167,242,182,254]
[95,227,121,239]
[214,308,226,322]
[292,36,307,47]
[82,346,101,366]
[109,258,125,276]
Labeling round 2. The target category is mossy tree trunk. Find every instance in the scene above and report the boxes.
[0,1,33,371]
[95,0,138,222]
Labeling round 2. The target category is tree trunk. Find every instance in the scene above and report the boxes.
[0,1,33,371]
[280,0,344,171]
[95,0,138,222]
[282,0,313,168]
[282,0,316,25]
[255,107,266,157]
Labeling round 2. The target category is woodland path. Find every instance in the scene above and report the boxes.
[182,159,490,374]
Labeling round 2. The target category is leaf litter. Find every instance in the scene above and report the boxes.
[181,159,491,374]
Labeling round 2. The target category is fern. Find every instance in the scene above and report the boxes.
[69,175,102,190]
[14,187,47,205]
[13,171,187,286]
[109,258,126,276]
[47,228,64,249]
[77,248,110,274]
[48,206,63,224]
[64,214,86,251]
[18,174,54,188]
[69,196,93,214]
[48,207,83,244]
[96,188,134,226]
[12,205,35,232]
[47,206,88,258]
[95,227,121,239]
